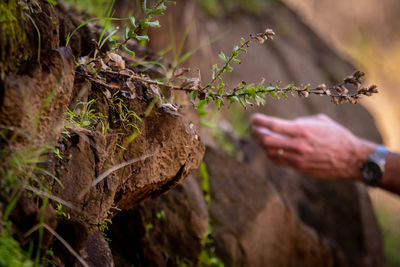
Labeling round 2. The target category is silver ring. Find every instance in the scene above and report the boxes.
[277,148,284,158]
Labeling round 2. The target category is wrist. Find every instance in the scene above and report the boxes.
[349,138,377,181]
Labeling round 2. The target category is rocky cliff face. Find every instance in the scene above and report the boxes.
[0,0,384,266]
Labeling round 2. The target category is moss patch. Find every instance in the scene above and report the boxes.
[0,0,32,75]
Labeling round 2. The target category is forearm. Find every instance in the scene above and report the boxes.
[378,153,400,194]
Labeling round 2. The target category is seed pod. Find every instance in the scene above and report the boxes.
[300,91,309,97]
[368,85,378,93]
[358,87,367,94]
[265,29,276,40]
[344,76,354,83]
[349,97,358,104]
[256,36,265,44]
[316,83,327,90]
[353,70,365,79]
[340,86,349,95]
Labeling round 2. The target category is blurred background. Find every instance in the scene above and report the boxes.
[65,0,400,265]
[282,0,400,264]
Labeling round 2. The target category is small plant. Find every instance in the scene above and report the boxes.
[156,210,166,221]
[99,205,121,241]
[65,0,176,58]
[55,203,70,219]
[64,99,105,130]
[145,223,154,231]
[110,91,142,133]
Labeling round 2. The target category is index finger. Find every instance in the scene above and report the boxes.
[251,113,298,136]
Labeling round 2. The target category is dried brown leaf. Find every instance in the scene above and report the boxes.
[108,52,125,70]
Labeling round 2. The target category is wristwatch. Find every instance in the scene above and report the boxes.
[360,144,390,186]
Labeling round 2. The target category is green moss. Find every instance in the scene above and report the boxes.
[0,0,32,75]
[0,226,34,267]
[198,161,210,207]
[197,162,225,267]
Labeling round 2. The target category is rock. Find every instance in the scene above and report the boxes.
[0,47,75,146]
[109,174,208,266]
[206,145,382,267]
[84,230,114,267]
[49,88,204,226]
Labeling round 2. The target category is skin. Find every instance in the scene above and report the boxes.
[251,113,400,195]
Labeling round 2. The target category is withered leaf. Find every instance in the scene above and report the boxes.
[173,67,190,78]
[107,52,126,70]
[120,69,134,76]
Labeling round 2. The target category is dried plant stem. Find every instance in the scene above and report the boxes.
[22,184,82,213]
[24,223,89,267]
[78,153,154,199]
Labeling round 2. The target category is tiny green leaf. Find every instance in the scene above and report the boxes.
[128,30,136,39]
[225,64,233,72]
[124,25,130,40]
[99,28,119,49]
[135,35,149,41]
[218,52,227,63]
[270,91,279,99]
[145,20,160,28]
[130,16,136,28]
[189,91,199,100]
[247,85,256,97]
[211,69,216,80]
[240,37,245,45]
[122,45,136,57]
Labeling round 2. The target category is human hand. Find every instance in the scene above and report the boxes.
[251,113,377,180]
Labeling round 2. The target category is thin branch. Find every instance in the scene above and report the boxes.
[202,38,250,91]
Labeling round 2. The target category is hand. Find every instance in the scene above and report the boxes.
[251,113,377,180]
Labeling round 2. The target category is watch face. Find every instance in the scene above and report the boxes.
[361,161,383,184]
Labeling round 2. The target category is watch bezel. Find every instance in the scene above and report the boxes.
[360,161,383,186]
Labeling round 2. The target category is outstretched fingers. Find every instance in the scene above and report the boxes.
[251,113,299,137]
